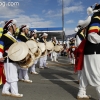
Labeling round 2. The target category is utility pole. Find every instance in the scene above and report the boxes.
[62,0,65,43]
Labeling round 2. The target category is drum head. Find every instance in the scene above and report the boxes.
[54,45,61,52]
[8,42,29,61]
[59,45,63,51]
[26,40,38,54]
[41,50,47,57]
[37,42,46,53]
[46,41,54,50]
[18,51,35,68]
[34,48,42,59]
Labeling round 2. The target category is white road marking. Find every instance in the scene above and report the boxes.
[41,79,78,82]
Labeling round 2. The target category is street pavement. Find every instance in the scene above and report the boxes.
[0,56,97,100]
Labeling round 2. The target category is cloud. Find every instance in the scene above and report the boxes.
[65,28,75,35]
[45,0,84,18]
[0,0,24,18]
[66,20,74,24]
[46,10,54,15]
[0,14,54,28]
[64,5,84,15]
[73,1,82,6]
[57,0,74,6]
[0,0,55,28]
[14,15,54,28]
[46,5,84,17]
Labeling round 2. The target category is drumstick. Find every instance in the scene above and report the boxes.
[3,49,20,59]
[28,47,37,54]
[29,47,36,50]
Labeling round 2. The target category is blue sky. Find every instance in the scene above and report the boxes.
[0,0,99,35]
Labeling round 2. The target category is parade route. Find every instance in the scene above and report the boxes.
[0,56,97,100]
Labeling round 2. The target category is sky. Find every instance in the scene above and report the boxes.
[0,0,99,35]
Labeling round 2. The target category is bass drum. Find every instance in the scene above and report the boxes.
[37,42,46,53]
[34,48,42,59]
[45,41,54,50]
[45,41,54,54]
[54,45,63,53]
[8,42,35,68]
[37,42,47,57]
[26,40,38,54]
[18,51,35,68]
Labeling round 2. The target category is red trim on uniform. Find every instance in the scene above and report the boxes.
[0,63,6,84]
[74,39,86,72]
[0,48,4,53]
[88,29,99,34]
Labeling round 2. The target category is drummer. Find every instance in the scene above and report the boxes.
[0,19,23,97]
[17,25,32,83]
[29,29,39,74]
[39,33,49,69]
[51,37,58,62]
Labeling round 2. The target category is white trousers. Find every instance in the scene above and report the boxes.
[51,52,57,61]
[70,53,75,64]
[78,68,88,96]
[39,55,47,67]
[78,67,100,99]
[2,61,18,94]
[18,68,29,80]
[2,82,18,94]
[77,71,81,81]
[30,60,38,73]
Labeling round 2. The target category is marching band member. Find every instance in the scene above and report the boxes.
[17,25,32,83]
[68,38,76,65]
[77,4,100,99]
[29,29,38,74]
[0,19,23,97]
[39,33,49,69]
[66,38,70,59]
[74,26,86,83]
[51,37,58,62]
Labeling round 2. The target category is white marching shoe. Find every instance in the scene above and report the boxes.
[23,79,32,83]
[2,92,11,96]
[31,72,39,74]
[77,91,91,99]
[11,93,23,98]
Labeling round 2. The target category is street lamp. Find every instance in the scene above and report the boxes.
[62,0,65,43]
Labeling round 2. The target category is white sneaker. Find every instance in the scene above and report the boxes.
[31,72,38,74]
[51,59,53,61]
[2,92,11,96]
[11,93,23,98]
[39,67,44,69]
[46,63,48,65]
[23,80,32,83]
[77,94,91,99]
